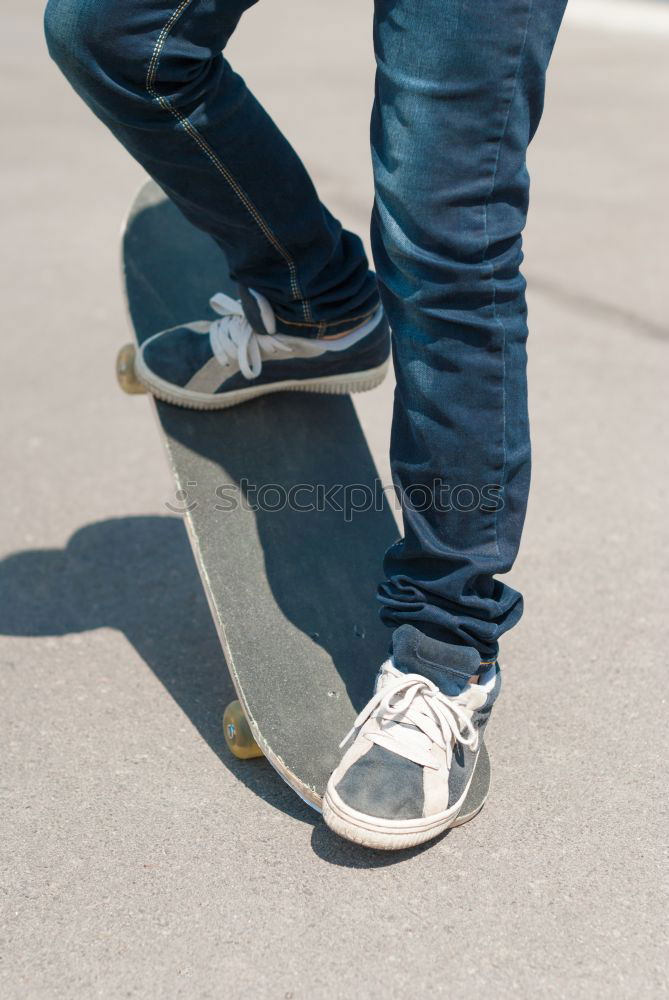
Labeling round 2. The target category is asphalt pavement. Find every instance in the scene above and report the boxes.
[2,1,667,997]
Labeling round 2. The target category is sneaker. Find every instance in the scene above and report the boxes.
[323,639,500,851]
[134,290,390,409]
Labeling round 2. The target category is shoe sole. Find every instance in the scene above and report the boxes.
[134,352,390,410]
[322,776,486,851]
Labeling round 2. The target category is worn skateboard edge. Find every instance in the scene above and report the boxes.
[216,589,324,810]
[149,452,314,805]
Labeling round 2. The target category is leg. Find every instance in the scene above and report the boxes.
[44,0,378,337]
[324,1,567,849]
[373,0,568,665]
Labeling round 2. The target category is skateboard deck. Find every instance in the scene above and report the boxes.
[119,180,490,825]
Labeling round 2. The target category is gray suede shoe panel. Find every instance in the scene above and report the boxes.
[143,326,213,386]
[448,743,478,806]
[474,670,502,726]
[446,672,500,806]
[335,744,425,820]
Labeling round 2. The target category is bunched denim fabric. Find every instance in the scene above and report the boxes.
[372,0,567,663]
[44,0,567,669]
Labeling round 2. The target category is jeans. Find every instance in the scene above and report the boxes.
[45,0,567,666]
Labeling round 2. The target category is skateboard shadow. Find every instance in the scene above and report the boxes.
[0,515,314,825]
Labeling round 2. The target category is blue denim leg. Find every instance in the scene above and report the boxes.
[43,0,379,337]
[373,0,567,662]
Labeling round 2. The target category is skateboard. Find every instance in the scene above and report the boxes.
[117,180,490,826]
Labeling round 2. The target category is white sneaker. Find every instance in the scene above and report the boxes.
[323,659,500,850]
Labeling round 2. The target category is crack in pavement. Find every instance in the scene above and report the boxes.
[527,273,668,343]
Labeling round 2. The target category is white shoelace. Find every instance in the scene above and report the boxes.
[340,663,480,770]
[208,292,292,380]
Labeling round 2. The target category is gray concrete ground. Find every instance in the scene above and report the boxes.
[2,1,667,997]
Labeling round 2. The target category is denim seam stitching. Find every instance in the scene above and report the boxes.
[411,644,479,678]
[145,0,313,324]
[278,307,379,330]
[480,0,534,561]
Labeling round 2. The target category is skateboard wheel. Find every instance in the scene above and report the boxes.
[223,700,263,760]
[116,343,147,395]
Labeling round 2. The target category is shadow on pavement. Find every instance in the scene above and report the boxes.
[310,822,442,868]
[0,515,316,826]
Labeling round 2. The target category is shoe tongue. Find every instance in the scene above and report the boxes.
[411,663,472,697]
[238,285,276,335]
[391,624,481,696]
